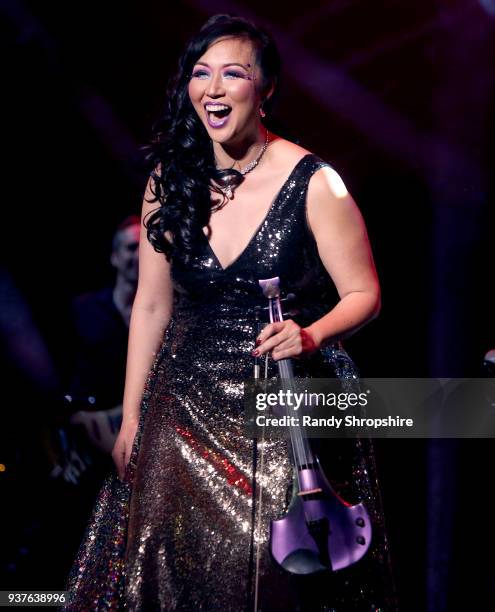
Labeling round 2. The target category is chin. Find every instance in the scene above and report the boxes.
[212,131,235,143]
[208,130,236,145]
[198,118,238,144]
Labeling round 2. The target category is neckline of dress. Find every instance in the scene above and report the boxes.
[203,153,313,272]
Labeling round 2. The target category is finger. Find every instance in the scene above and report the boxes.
[256,322,285,344]
[113,455,121,480]
[121,446,129,480]
[272,338,300,360]
[272,346,300,361]
[270,328,318,360]
[255,330,291,356]
[256,320,302,355]
[113,448,125,481]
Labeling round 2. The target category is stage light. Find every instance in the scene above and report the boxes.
[479,0,495,17]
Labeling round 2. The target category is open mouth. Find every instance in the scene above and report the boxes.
[204,103,232,127]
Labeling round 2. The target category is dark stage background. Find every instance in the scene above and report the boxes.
[1,1,494,610]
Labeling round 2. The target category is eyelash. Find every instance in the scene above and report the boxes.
[191,70,247,80]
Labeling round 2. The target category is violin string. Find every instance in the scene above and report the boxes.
[294,374,310,468]
[273,297,303,486]
[276,296,311,471]
[273,301,298,471]
[277,294,311,469]
[277,297,307,470]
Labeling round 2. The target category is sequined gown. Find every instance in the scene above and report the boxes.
[64,154,396,611]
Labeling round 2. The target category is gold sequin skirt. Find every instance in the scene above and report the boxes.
[64,315,396,611]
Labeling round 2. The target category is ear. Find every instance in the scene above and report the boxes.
[110,251,118,268]
[262,79,276,105]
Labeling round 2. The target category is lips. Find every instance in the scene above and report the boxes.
[204,102,232,129]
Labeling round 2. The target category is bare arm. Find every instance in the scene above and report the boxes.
[113,177,173,477]
[121,183,173,424]
[303,165,380,349]
[255,166,380,359]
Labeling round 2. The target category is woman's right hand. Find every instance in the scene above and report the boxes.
[112,419,139,481]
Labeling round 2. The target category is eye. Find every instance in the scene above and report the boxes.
[223,70,246,79]
[191,70,210,79]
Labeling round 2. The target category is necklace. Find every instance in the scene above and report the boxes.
[218,129,269,200]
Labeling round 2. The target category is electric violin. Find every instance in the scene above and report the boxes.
[257,276,372,575]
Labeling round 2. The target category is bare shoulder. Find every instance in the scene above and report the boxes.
[267,135,349,206]
[305,163,364,240]
[307,162,351,209]
[267,135,312,171]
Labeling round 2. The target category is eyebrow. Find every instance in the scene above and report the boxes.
[194,61,251,70]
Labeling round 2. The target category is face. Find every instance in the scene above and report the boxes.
[188,37,265,144]
[111,224,140,283]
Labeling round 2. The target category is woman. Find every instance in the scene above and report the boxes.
[65,14,395,611]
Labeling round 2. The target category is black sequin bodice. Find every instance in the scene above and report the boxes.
[169,154,341,380]
[173,154,336,321]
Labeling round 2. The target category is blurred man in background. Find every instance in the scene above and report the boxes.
[45,215,141,584]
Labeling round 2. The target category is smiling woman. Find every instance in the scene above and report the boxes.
[189,39,262,133]
[190,60,254,130]
[64,13,396,612]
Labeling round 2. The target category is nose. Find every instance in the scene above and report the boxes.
[205,71,225,98]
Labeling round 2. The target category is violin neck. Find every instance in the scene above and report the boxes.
[276,359,316,470]
[257,278,318,471]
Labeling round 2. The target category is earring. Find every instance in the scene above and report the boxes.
[259,104,266,118]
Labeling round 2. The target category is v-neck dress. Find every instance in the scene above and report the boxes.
[64,154,396,611]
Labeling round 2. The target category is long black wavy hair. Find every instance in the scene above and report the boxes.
[142,14,281,264]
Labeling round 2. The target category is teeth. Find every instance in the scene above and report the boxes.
[205,104,230,111]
